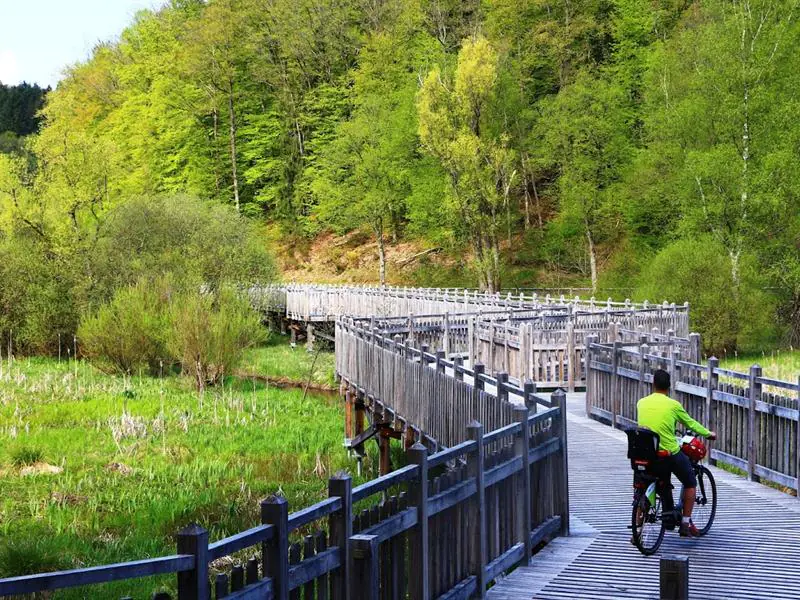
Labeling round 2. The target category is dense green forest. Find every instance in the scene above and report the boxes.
[0,0,799,353]
[0,82,48,152]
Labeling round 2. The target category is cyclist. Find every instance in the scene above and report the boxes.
[637,369,716,537]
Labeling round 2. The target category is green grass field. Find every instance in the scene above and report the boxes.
[719,349,800,383]
[0,338,362,599]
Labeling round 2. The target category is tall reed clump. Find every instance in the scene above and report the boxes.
[166,287,265,389]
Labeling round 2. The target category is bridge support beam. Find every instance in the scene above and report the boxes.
[306,323,315,352]
[378,426,393,476]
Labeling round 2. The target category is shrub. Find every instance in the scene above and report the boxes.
[635,237,776,354]
[0,236,79,355]
[89,195,276,305]
[166,288,265,389]
[78,278,171,375]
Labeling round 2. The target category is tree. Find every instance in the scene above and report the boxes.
[417,36,517,291]
[639,0,800,288]
[316,14,438,284]
[537,73,632,292]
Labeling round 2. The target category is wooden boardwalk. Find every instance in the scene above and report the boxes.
[489,393,800,600]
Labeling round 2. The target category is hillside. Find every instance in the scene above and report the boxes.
[0,0,798,352]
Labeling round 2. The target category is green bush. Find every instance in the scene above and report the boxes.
[0,236,79,355]
[78,278,170,375]
[635,237,776,354]
[89,195,276,305]
[166,288,265,389]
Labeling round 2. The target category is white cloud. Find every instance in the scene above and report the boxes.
[0,50,20,85]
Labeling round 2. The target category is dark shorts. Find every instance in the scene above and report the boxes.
[662,450,697,488]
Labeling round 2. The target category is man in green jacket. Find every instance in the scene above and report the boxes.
[637,369,716,537]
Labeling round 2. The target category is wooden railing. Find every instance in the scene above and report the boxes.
[252,284,691,337]
[0,390,569,600]
[586,340,800,493]
[342,313,699,392]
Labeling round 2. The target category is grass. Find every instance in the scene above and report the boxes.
[718,349,800,383]
[239,334,336,387]
[0,340,369,599]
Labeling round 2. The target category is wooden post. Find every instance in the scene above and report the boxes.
[474,363,485,391]
[466,422,487,599]
[523,380,537,414]
[443,312,450,356]
[408,443,429,600]
[566,322,576,393]
[748,365,762,482]
[262,496,289,600]
[689,333,701,363]
[420,344,430,367]
[355,393,365,438]
[706,357,718,465]
[350,535,380,600]
[552,390,570,536]
[329,475,353,600]
[379,428,392,476]
[435,350,446,374]
[176,524,209,600]
[584,335,598,418]
[611,341,621,429]
[520,322,531,381]
[496,372,509,403]
[453,355,464,382]
[660,554,689,600]
[796,375,800,498]
[669,348,678,399]
[344,390,353,440]
[468,317,476,367]
[514,406,532,564]
[306,323,315,352]
[638,343,649,400]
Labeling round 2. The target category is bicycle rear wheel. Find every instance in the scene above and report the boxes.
[631,492,665,555]
[692,464,717,535]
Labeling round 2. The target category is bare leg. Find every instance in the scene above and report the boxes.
[682,486,696,518]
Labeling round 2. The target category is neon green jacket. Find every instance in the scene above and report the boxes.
[636,392,711,455]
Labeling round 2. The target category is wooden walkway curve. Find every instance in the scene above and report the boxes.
[489,393,800,599]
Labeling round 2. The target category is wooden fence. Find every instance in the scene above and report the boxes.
[344,313,700,393]
[586,339,800,494]
[0,390,570,600]
[252,284,691,337]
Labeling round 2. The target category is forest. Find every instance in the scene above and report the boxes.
[0,0,799,354]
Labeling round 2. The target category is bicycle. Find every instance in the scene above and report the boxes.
[626,428,717,556]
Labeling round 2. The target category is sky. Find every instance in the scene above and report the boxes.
[0,0,163,89]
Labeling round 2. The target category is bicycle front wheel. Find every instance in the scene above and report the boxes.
[692,464,717,535]
[631,492,665,555]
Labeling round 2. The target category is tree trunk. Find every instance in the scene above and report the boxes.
[585,225,598,294]
[532,177,544,228]
[212,106,221,197]
[488,231,501,293]
[473,235,489,291]
[375,221,386,286]
[227,80,240,213]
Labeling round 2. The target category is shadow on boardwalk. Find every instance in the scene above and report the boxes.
[489,393,800,600]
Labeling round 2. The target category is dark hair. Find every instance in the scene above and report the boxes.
[653,369,670,391]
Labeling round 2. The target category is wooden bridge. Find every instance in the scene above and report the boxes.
[3,285,798,599]
[488,391,800,599]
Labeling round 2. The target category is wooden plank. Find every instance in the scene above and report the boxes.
[0,555,195,596]
[209,525,275,561]
[288,548,341,590]
[484,543,525,583]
